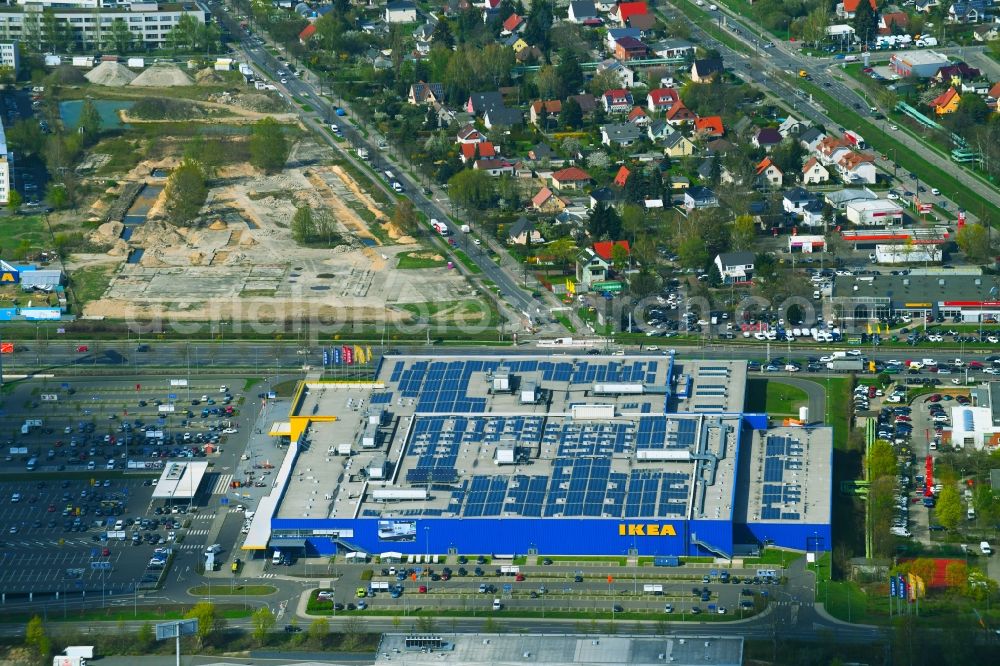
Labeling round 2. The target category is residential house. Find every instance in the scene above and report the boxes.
[650,39,696,58]
[802,158,830,185]
[615,36,648,60]
[530,187,567,214]
[528,142,564,165]
[988,82,1000,109]
[664,102,696,126]
[606,28,643,51]
[755,157,783,188]
[670,176,690,192]
[837,151,877,184]
[662,130,696,157]
[783,187,818,215]
[879,11,908,34]
[385,0,417,23]
[837,0,877,19]
[502,13,524,34]
[627,12,657,32]
[935,62,981,84]
[972,24,1000,41]
[456,124,486,144]
[593,240,630,267]
[798,128,826,152]
[590,187,619,209]
[503,34,528,51]
[647,120,672,141]
[949,0,988,23]
[778,116,805,137]
[826,188,879,209]
[460,141,496,163]
[576,247,613,287]
[815,135,851,165]
[684,186,719,210]
[691,58,723,83]
[603,89,635,113]
[694,116,724,138]
[474,159,515,176]
[705,138,735,155]
[612,1,649,26]
[601,123,644,147]
[930,87,961,114]
[408,82,445,105]
[412,20,436,44]
[568,93,598,116]
[596,60,635,88]
[529,100,562,126]
[466,91,505,116]
[516,46,544,63]
[507,217,545,244]
[801,200,826,227]
[647,88,680,113]
[714,252,755,285]
[627,107,650,127]
[298,23,316,45]
[484,107,523,128]
[915,0,941,12]
[612,166,630,189]
[753,128,784,151]
[568,1,598,23]
[551,166,592,191]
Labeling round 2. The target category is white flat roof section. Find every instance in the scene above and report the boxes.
[151,461,209,500]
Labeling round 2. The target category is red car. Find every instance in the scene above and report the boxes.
[968,361,984,369]
[928,394,942,402]
[101,547,111,556]
[76,345,89,352]
[418,585,427,594]
[515,573,525,581]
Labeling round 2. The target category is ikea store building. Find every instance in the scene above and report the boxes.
[243,354,832,558]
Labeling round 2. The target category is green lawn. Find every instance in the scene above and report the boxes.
[396,251,446,269]
[452,249,482,274]
[555,313,576,333]
[764,382,809,415]
[68,263,116,308]
[188,584,276,596]
[0,214,49,255]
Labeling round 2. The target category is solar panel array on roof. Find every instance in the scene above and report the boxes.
[759,435,805,521]
[549,421,634,456]
[544,458,628,517]
[370,392,393,405]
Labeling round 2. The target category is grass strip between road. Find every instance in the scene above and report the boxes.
[189,584,277,596]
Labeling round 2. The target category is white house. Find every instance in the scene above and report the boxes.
[385,1,417,23]
[802,158,830,185]
[714,252,755,285]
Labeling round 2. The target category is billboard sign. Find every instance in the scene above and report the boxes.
[155,619,198,641]
[377,519,416,542]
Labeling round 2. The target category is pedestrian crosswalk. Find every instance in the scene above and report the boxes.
[212,474,234,495]
[176,543,203,551]
[186,529,210,536]
[260,573,276,579]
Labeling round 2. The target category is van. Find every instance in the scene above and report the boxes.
[968,507,976,521]
[25,458,37,471]
[384,170,395,181]
[492,598,502,610]
[981,541,993,555]
[272,550,282,565]
[87,460,96,470]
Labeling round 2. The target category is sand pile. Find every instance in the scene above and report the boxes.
[130,65,194,87]
[195,68,222,84]
[47,65,87,85]
[86,61,137,86]
[208,220,227,230]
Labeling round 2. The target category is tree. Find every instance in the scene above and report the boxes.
[587,203,622,239]
[251,606,275,646]
[802,6,830,48]
[610,243,629,271]
[77,98,102,143]
[547,237,578,272]
[587,69,621,97]
[522,0,554,53]
[136,621,155,651]
[6,119,45,158]
[163,158,208,226]
[535,65,562,100]
[851,0,878,45]
[341,616,364,650]
[707,153,721,186]
[556,50,584,95]
[249,117,289,174]
[307,617,329,647]
[25,616,49,658]
[291,205,315,244]
[629,269,660,297]
[392,199,419,235]
[447,169,495,211]
[46,183,68,210]
[731,215,756,252]
[868,440,896,481]
[936,485,963,530]
[109,18,134,54]
[678,234,709,269]
[955,223,992,264]
[185,601,222,648]
[6,190,22,213]
[431,19,454,48]
[972,483,998,525]
[944,560,968,593]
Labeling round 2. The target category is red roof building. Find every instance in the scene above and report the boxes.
[298,23,317,43]
[647,88,679,111]
[842,0,877,13]
[614,165,631,187]
[694,115,724,137]
[593,240,631,261]
[615,1,648,24]
[502,13,524,33]
[552,166,592,183]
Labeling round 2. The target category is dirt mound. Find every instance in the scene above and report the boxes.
[86,61,137,86]
[195,67,222,84]
[130,65,194,87]
[209,220,227,230]
[90,221,124,246]
[47,65,87,85]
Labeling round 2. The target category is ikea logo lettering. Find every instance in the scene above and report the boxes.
[0,272,16,284]
[618,524,677,537]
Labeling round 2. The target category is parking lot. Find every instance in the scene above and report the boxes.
[0,376,265,600]
[310,562,786,618]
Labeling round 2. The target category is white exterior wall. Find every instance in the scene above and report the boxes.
[0,41,18,70]
[0,5,206,48]
[845,200,903,226]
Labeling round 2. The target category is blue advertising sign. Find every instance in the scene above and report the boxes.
[168,393,177,400]
[897,574,907,598]
[220,497,229,505]
[323,350,329,365]
[61,383,70,390]
[890,577,897,598]
[334,347,342,364]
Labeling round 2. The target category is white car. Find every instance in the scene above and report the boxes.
[820,355,834,362]
[223,428,239,434]
[890,124,898,130]
[887,193,899,200]
[847,349,862,356]
[280,78,287,84]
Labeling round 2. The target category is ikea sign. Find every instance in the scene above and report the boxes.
[0,260,18,284]
[618,524,677,537]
